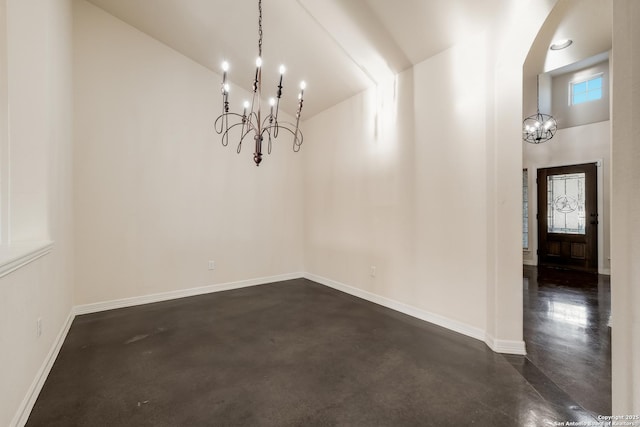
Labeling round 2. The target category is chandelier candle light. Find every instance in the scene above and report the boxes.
[215,0,305,166]
[523,74,557,144]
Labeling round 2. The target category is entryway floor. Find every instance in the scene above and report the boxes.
[521,265,611,416]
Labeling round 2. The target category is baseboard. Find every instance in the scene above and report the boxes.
[74,272,305,315]
[73,272,525,356]
[523,259,537,267]
[12,310,75,427]
[304,272,487,343]
[485,334,527,355]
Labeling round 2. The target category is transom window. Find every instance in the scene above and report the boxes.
[570,74,603,105]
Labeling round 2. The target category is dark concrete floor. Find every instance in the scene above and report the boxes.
[522,266,611,417]
[28,279,603,426]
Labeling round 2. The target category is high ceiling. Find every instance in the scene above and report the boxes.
[525,0,612,77]
[84,0,509,118]
[84,0,611,118]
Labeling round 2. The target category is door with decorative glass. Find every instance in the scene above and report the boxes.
[537,163,598,272]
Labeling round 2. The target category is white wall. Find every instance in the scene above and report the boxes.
[0,0,75,425]
[485,0,559,352]
[304,0,559,354]
[611,0,640,415]
[304,33,498,341]
[73,0,304,305]
[523,120,611,273]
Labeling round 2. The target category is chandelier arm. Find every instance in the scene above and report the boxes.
[215,119,247,148]
[267,121,303,150]
[261,114,275,131]
[214,112,230,146]
[246,112,260,133]
[214,111,226,134]
[261,127,273,155]
[268,111,280,138]
[215,112,245,132]
[215,112,244,148]
[215,112,270,144]
[274,97,281,124]
[213,114,261,154]
[222,113,229,146]
[238,125,257,154]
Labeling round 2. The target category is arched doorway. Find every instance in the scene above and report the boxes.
[520,0,613,417]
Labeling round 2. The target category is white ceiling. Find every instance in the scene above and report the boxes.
[85,0,610,118]
[525,0,612,77]
[85,0,510,118]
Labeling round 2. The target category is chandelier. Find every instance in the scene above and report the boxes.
[523,75,557,144]
[214,0,305,166]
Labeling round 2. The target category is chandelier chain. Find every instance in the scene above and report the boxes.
[536,75,540,113]
[258,0,263,57]
[522,74,557,144]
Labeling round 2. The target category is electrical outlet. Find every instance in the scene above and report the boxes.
[370,266,376,277]
[208,260,215,270]
[37,318,42,338]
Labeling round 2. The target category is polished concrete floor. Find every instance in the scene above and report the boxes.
[522,265,611,417]
[28,278,605,426]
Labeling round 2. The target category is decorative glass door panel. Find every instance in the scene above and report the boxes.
[537,164,597,273]
[547,173,586,235]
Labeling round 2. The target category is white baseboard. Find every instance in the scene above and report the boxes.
[304,272,489,343]
[74,272,304,315]
[523,259,537,267]
[485,334,527,355]
[12,310,75,427]
[305,272,527,355]
[74,272,526,356]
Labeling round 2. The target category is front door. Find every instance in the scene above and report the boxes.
[537,163,598,273]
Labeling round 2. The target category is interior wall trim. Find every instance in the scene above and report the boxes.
[303,272,494,344]
[0,241,54,279]
[74,272,305,316]
[305,272,527,356]
[12,310,74,427]
[485,334,527,355]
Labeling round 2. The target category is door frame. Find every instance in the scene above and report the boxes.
[526,158,606,274]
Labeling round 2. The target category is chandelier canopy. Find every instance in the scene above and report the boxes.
[215,0,305,166]
[523,75,557,144]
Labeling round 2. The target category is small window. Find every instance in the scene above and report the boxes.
[523,169,529,249]
[570,75,603,105]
